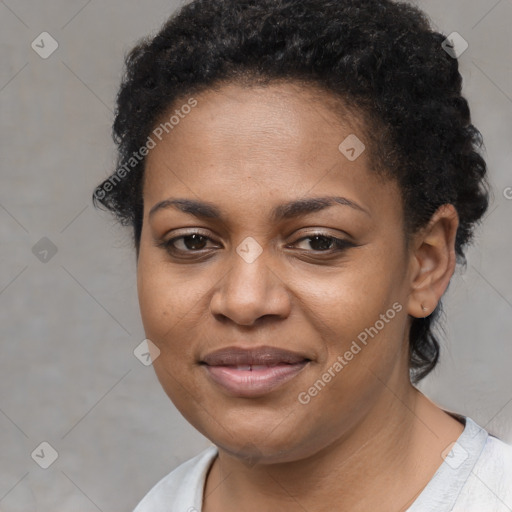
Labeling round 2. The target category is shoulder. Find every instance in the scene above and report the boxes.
[408,416,512,512]
[133,446,218,512]
[454,429,512,511]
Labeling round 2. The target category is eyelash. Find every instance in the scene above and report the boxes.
[157,231,355,257]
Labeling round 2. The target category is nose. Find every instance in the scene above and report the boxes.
[209,248,291,326]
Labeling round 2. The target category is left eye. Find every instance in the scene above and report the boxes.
[291,234,353,252]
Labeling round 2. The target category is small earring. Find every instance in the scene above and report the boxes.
[421,304,427,313]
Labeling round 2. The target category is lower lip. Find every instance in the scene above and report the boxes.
[203,362,309,397]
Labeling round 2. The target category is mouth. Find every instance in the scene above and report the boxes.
[200,346,311,397]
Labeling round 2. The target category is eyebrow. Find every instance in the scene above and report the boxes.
[148,195,370,222]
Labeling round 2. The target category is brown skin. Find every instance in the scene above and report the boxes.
[137,82,464,511]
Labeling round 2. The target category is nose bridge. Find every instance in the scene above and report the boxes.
[209,238,290,325]
[229,252,267,296]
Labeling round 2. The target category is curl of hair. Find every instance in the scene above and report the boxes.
[93,0,489,383]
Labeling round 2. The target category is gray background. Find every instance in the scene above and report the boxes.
[1,0,511,510]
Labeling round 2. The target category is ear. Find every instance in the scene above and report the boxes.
[407,204,459,318]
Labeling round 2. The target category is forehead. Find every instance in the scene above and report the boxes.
[142,81,400,225]
[149,81,364,166]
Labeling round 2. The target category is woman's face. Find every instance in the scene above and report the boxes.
[137,81,415,463]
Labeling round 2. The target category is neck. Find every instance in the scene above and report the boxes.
[204,383,464,512]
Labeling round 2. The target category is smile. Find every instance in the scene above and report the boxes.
[200,346,311,397]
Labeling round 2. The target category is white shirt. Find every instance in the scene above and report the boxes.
[134,416,512,511]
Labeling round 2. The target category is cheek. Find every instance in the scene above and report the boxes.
[136,253,190,367]
[136,259,202,406]
[137,251,201,336]
[136,251,220,374]
[137,260,169,339]
[136,266,223,434]
[291,248,406,340]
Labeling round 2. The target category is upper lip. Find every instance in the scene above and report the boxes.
[201,346,311,366]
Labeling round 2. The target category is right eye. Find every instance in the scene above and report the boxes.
[157,231,221,257]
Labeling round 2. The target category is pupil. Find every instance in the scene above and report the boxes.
[185,234,207,250]
[310,236,332,251]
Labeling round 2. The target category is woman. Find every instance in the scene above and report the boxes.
[93,0,512,510]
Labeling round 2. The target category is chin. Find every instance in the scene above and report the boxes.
[199,414,317,464]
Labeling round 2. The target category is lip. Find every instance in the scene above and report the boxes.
[201,346,311,397]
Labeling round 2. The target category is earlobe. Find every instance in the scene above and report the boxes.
[407,204,459,318]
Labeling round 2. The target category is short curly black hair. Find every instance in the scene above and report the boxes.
[93,0,489,383]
